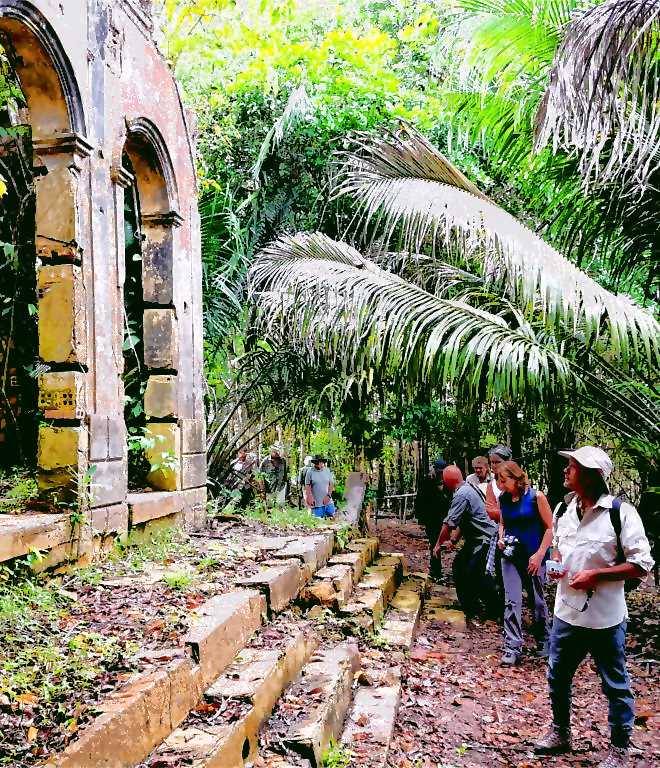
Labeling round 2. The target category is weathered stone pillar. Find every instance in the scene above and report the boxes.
[34,133,92,501]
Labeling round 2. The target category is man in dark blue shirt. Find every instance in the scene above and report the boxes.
[434,465,499,620]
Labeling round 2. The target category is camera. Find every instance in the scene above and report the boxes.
[501,534,520,560]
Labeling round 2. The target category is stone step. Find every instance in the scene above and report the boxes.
[146,630,318,768]
[185,589,266,688]
[261,643,361,768]
[44,532,340,768]
[337,556,406,635]
[236,563,302,614]
[301,534,381,612]
[327,536,377,583]
[340,673,402,768]
[379,575,429,648]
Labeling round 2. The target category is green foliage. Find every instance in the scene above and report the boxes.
[322,739,353,768]
[111,527,196,570]
[161,572,195,591]
[0,467,37,512]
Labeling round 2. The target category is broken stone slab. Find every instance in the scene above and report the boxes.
[340,587,385,626]
[301,563,353,608]
[328,551,366,582]
[263,557,313,585]
[46,657,203,767]
[357,567,397,604]
[252,535,297,551]
[184,590,266,687]
[0,513,71,563]
[151,631,318,768]
[236,564,302,613]
[340,676,401,768]
[271,538,322,572]
[279,643,361,767]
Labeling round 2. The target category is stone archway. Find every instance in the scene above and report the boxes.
[0,1,90,501]
[117,118,182,491]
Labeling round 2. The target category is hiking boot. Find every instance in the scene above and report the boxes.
[500,650,520,666]
[597,746,629,768]
[534,725,572,754]
[536,640,549,658]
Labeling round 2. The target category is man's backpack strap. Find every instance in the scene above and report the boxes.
[609,497,624,564]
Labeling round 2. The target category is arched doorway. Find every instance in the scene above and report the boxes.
[118,119,182,491]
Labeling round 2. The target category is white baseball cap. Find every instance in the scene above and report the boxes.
[558,446,614,478]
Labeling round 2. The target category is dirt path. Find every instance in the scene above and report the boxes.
[375,522,659,768]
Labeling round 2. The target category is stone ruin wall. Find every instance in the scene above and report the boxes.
[0,0,207,562]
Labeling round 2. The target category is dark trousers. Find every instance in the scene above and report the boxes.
[548,617,634,747]
[453,541,499,618]
[424,523,442,579]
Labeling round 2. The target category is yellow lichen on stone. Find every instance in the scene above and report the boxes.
[37,424,86,471]
[37,264,86,364]
[145,423,181,491]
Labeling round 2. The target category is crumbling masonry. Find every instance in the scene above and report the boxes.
[0,0,206,565]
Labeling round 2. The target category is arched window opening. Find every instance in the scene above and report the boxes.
[121,151,150,488]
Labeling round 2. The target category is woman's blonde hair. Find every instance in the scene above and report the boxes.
[499,461,530,495]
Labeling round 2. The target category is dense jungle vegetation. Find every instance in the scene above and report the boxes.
[157,0,658,513]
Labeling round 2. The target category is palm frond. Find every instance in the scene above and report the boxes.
[334,125,660,363]
[252,84,314,185]
[250,232,574,402]
[536,0,660,192]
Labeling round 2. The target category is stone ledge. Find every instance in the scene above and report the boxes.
[0,513,71,563]
[127,491,185,526]
[280,643,361,767]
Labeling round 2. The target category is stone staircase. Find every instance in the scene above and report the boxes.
[42,531,430,768]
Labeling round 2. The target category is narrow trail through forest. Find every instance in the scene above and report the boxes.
[375,522,659,768]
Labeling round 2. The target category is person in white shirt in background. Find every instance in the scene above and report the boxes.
[465,455,490,499]
[485,445,512,521]
[535,446,654,768]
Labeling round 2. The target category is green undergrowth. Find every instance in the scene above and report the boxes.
[0,562,137,755]
[241,502,329,528]
[322,739,352,768]
[109,526,197,571]
[0,466,38,513]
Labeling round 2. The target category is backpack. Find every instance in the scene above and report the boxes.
[554,497,642,590]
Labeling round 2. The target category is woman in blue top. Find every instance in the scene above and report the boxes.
[497,461,554,666]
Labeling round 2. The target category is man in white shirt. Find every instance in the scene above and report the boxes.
[465,455,490,499]
[535,446,653,768]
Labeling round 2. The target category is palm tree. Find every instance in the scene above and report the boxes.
[435,0,660,299]
[249,127,659,455]
[536,0,660,194]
